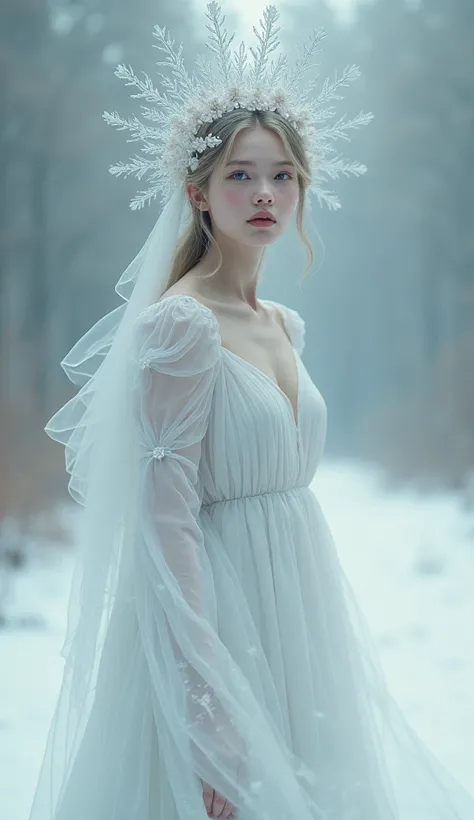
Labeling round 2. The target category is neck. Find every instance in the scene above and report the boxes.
[196,227,266,310]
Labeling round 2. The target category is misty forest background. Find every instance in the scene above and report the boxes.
[0,0,473,584]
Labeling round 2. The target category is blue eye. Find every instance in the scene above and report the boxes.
[228,171,292,181]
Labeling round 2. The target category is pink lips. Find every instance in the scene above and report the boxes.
[247,210,277,226]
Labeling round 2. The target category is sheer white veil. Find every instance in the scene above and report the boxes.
[29,186,190,817]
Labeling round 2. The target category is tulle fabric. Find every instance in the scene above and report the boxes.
[27,187,190,818]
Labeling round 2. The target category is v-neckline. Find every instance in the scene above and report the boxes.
[156,293,301,430]
[220,345,301,431]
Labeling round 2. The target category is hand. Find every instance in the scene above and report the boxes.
[200,779,237,819]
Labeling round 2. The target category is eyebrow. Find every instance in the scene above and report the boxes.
[225,160,295,167]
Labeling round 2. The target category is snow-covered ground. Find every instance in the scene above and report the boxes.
[1,459,473,819]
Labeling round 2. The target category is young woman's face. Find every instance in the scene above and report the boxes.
[204,123,299,247]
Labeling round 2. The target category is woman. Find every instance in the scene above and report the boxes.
[29,5,474,820]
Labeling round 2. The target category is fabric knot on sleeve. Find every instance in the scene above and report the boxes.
[141,445,176,464]
[140,353,154,370]
[151,445,170,461]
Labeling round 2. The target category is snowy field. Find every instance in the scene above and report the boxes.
[1,459,473,819]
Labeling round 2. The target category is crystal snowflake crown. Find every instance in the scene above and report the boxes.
[103,2,373,211]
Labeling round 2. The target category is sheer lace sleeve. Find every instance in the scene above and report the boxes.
[133,299,223,723]
[132,294,221,626]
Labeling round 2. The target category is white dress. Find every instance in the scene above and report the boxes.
[40,293,474,820]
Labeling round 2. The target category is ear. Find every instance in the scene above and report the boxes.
[186,183,210,212]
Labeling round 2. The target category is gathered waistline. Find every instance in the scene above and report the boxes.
[201,485,309,508]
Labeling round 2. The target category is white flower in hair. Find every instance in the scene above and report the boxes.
[103,2,373,212]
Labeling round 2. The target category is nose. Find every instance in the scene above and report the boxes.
[252,189,275,206]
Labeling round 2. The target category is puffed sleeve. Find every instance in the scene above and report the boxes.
[131,294,220,622]
[130,295,247,808]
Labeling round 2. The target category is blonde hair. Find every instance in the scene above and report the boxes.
[164,108,314,290]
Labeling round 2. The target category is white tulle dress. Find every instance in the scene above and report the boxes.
[36,292,474,820]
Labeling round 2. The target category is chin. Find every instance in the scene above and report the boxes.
[243,227,282,246]
[251,235,279,247]
[250,233,281,247]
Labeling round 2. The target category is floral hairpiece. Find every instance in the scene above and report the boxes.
[103,2,373,211]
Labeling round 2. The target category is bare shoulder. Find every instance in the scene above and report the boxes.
[157,276,214,314]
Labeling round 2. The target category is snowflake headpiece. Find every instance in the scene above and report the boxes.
[103,2,373,211]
